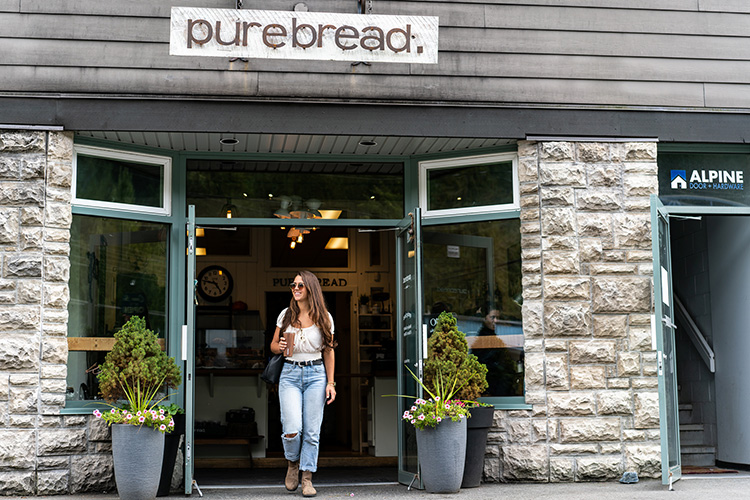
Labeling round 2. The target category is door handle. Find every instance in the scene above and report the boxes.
[661,316,677,330]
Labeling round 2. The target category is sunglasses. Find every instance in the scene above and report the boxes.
[290,282,305,290]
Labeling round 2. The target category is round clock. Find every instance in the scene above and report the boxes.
[197,265,234,302]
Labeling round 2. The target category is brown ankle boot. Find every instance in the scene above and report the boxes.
[301,470,316,497]
[285,461,299,491]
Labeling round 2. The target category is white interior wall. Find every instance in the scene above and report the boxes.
[707,216,750,465]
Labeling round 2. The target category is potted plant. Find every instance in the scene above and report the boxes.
[359,294,370,314]
[94,316,182,500]
[423,311,493,489]
[401,365,470,493]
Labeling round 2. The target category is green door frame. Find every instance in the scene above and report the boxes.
[649,196,750,486]
[395,208,424,488]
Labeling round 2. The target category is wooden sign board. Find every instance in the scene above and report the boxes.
[170,7,439,64]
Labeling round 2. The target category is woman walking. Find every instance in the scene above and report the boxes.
[271,270,337,497]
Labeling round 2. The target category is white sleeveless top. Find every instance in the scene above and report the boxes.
[276,308,335,362]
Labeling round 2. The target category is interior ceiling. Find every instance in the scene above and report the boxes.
[76,131,515,156]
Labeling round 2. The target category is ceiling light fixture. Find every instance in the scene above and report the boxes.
[220,137,239,145]
[325,237,349,250]
[358,140,377,147]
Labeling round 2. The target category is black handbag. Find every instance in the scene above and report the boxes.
[261,353,284,384]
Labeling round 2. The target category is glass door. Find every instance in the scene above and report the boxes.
[651,195,681,485]
[184,206,198,495]
[396,208,424,488]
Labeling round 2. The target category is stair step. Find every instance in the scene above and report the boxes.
[680,423,703,431]
[680,424,707,446]
[679,404,694,424]
[681,445,716,467]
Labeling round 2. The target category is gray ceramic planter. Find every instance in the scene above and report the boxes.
[112,424,165,500]
[416,417,467,493]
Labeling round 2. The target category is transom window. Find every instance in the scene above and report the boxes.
[419,152,519,217]
[73,145,172,215]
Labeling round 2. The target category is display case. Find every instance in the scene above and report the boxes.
[196,307,266,374]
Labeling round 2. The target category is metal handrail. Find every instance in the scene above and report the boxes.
[674,295,715,373]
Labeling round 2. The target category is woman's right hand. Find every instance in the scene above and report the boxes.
[277,337,287,355]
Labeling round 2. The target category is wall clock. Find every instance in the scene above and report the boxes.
[197,265,234,302]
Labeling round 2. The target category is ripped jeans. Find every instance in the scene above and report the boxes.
[278,362,327,472]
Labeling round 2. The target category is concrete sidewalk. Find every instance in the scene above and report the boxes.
[5,476,750,500]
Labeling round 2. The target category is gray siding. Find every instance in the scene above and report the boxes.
[2,0,750,109]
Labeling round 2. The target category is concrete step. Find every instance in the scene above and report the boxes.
[681,445,716,467]
[679,403,694,424]
[680,423,707,446]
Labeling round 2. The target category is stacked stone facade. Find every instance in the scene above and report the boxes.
[482,141,661,482]
[0,131,663,493]
[0,129,114,495]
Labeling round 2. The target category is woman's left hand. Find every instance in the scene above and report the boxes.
[326,384,336,404]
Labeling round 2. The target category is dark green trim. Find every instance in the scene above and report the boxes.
[194,217,401,227]
[422,210,521,226]
[409,144,518,163]
[479,397,531,410]
[659,143,750,154]
[61,401,111,414]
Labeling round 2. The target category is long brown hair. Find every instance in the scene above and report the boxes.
[281,270,337,350]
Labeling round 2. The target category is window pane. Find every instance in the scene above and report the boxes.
[67,215,169,400]
[422,218,523,397]
[186,160,403,219]
[76,154,165,208]
[427,161,514,211]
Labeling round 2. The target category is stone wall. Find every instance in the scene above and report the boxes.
[483,140,661,482]
[0,129,113,495]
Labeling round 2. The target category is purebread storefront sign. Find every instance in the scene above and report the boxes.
[169,7,439,64]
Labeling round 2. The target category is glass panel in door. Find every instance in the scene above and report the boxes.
[651,195,681,485]
[396,208,424,487]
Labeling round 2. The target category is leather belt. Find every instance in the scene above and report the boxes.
[285,358,323,366]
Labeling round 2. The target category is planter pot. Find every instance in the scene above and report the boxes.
[416,418,467,493]
[112,424,165,500]
[157,413,185,497]
[461,406,495,488]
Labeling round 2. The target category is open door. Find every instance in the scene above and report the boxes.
[184,206,197,495]
[396,208,424,488]
[651,195,681,486]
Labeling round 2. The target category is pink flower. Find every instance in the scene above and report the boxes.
[93,410,102,418]
[445,404,451,410]
[159,415,165,421]
[411,406,417,412]
[126,414,133,420]
[403,411,411,418]
[160,424,167,431]
[435,396,440,402]
[436,417,442,423]
[159,408,165,414]
[169,419,175,427]
[138,416,146,423]
[110,408,117,414]
[418,415,425,420]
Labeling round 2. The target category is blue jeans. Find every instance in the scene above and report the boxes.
[278,362,327,472]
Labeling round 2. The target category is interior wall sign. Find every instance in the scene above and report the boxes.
[169,7,439,64]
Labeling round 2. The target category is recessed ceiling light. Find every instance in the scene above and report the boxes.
[220,137,239,145]
[359,140,377,147]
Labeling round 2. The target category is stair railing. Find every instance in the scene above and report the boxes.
[674,295,715,373]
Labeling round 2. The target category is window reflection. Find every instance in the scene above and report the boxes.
[422,218,523,397]
[67,215,169,400]
[186,160,404,219]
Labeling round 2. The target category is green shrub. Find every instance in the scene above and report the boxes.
[423,311,488,401]
[98,316,182,403]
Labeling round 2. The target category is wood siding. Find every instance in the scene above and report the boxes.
[2,0,750,110]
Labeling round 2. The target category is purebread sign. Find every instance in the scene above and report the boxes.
[170,7,439,64]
